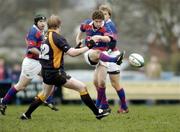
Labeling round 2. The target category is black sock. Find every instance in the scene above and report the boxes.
[80,93,99,115]
[25,98,43,117]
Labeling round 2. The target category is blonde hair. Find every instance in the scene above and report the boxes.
[99,4,112,16]
[47,14,61,29]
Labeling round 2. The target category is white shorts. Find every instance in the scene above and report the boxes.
[84,50,108,68]
[107,50,120,73]
[21,57,42,79]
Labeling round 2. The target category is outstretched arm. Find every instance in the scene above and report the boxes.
[66,47,89,57]
[66,40,96,57]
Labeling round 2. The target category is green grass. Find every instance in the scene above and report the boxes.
[0,105,180,132]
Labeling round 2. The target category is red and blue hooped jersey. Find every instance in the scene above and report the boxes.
[25,25,44,60]
[80,19,116,51]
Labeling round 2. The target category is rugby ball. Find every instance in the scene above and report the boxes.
[129,53,144,67]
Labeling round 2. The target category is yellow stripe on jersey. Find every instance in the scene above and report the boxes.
[80,91,88,96]
[49,32,63,69]
[48,29,60,35]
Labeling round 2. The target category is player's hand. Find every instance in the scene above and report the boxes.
[75,42,82,49]
[107,41,116,50]
[91,35,101,42]
[75,39,84,49]
[86,39,96,49]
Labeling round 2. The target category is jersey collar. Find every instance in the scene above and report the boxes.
[89,20,105,31]
[48,29,60,35]
[106,19,112,23]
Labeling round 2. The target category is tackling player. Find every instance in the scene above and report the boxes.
[20,14,110,120]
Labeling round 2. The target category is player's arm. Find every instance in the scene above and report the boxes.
[67,40,96,56]
[28,48,40,55]
[91,35,111,43]
[66,47,89,57]
[26,30,41,55]
[55,34,95,57]
[75,22,89,48]
[25,38,40,55]
[76,31,83,45]
[75,31,84,49]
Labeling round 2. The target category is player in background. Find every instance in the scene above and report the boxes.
[20,15,111,120]
[0,14,58,116]
[97,4,128,113]
[76,10,124,112]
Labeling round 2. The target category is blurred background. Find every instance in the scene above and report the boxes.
[0,0,179,105]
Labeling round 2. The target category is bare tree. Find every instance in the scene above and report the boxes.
[142,0,180,53]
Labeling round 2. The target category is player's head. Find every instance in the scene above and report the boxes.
[34,14,46,30]
[99,4,112,21]
[92,10,104,29]
[47,14,61,30]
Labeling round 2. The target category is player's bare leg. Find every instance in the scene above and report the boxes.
[20,83,53,120]
[64,77,110,119]
[109,74,128,113]
[0,75,32,115]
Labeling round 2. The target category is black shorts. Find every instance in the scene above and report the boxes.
[88,54,98,65]
[107,70,120,74]
[41,69,71,87]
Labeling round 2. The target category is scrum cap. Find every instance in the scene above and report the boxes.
[34,14,46,25]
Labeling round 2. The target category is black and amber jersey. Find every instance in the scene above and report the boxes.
[39,29,71,69]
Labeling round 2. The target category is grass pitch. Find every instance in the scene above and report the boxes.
[0,105,180,132]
